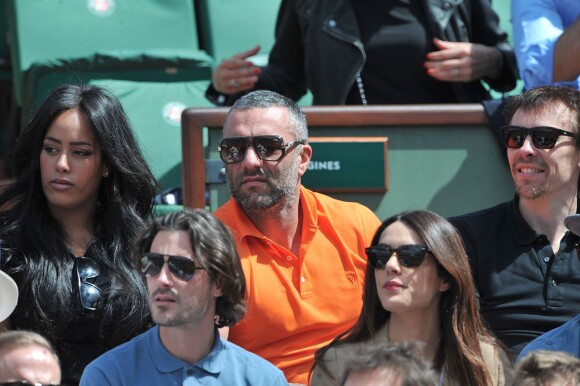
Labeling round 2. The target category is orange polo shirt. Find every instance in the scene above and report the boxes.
[214,186,381,384]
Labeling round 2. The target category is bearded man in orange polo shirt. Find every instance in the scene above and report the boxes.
[214,90,381,385]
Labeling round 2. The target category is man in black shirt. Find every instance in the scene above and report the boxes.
[450,86,580,356]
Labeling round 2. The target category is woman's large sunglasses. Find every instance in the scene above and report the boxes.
[141,252,204,282]
[217,135,305,164]
[365,244,431,269]
[501,125,577,149]
[74,257,102,311]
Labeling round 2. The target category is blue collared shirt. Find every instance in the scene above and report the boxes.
[511,0,580,90]
[517,314,580,360]
[80,325,288,385]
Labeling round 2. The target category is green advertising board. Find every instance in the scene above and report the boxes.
[302,137,388,192]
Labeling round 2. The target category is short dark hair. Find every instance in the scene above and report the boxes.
[512,350,580,386]
[223,90,308,141]
[342,341,438,386]
[134,209,246,327]
[504,86,580,146]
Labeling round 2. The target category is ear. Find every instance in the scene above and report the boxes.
[297,144,312,177]
[439,278,451,293]
[213,276,224,298]
[102,164,110,178]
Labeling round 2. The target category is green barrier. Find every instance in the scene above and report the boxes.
[91,78,213,191]
[182,105,514,220]
[154,204,185,217]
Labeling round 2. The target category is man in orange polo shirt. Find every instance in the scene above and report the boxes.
[214,90,381,385]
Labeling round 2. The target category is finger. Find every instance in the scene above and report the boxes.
[233,45,261,60]
[214,67,262,94]
[426,67,465,82]
[424,58,463,70]
[432,37,451,50]
[224,75,260,93]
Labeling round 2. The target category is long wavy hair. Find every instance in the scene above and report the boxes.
[134,209,247,328]
[0,84,158,348]
[313,210,507,385]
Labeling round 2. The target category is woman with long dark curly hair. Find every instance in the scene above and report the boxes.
[311,210,513,386]
[0,84,158,385]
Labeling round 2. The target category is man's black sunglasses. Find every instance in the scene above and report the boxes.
[217,135,305,164]
[501,125,577,149]
[365,244,431,269]
[74,257,102,311]
[141,252,204,282]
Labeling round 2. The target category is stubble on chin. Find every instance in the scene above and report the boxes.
[514,181,550,200]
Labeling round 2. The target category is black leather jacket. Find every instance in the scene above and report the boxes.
[207,0,518,105]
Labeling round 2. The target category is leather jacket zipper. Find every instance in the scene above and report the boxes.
[322,21,366,104]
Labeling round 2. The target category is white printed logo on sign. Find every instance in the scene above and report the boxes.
[163,102,187,127]
[88,0,116,17]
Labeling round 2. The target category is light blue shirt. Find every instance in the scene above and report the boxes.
[511,0,580,90]
[80,326,288,386]
[517,314,580,361]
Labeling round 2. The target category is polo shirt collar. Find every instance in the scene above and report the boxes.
[229,185,318,240]
[149,326,223,375]
[508,193,580,245]
[508,194,540,245]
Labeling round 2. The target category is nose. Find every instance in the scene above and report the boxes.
[384,253,401,274]
[56,153,70,173]
[518,135,538,155]
[241,145,263,167]
[155,263,173,287]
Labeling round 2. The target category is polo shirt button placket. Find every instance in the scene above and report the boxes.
[183,367,196,385]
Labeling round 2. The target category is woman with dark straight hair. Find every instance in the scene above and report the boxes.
[311,210,513,386]
[0,84,158,385]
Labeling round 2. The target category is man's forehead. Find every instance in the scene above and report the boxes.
[224,107,290,136]
[511,103,576,131]
[150,230,193,256]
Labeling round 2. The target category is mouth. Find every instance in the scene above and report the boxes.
[517,167,545,174]
[154,295,176,304]
[383,281,405,290]
[240,174,267,189]
[50,178,73,189]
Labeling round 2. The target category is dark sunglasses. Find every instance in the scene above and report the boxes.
[501,125,577,149]
[141,252,204,282]
[217,135,305,164]
[0,381,61,385]
[74,257,102,311]
[365,244,431,269]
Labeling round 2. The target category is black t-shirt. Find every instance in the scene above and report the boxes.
[346,0,456,104]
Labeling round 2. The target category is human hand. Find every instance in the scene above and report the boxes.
[212,45,263,94]
[424,38,502,82]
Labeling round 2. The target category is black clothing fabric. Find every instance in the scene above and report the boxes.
[2,243,128,386]
[347,0,455,104]
[449,195,580,356]
[206,0,518,106]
